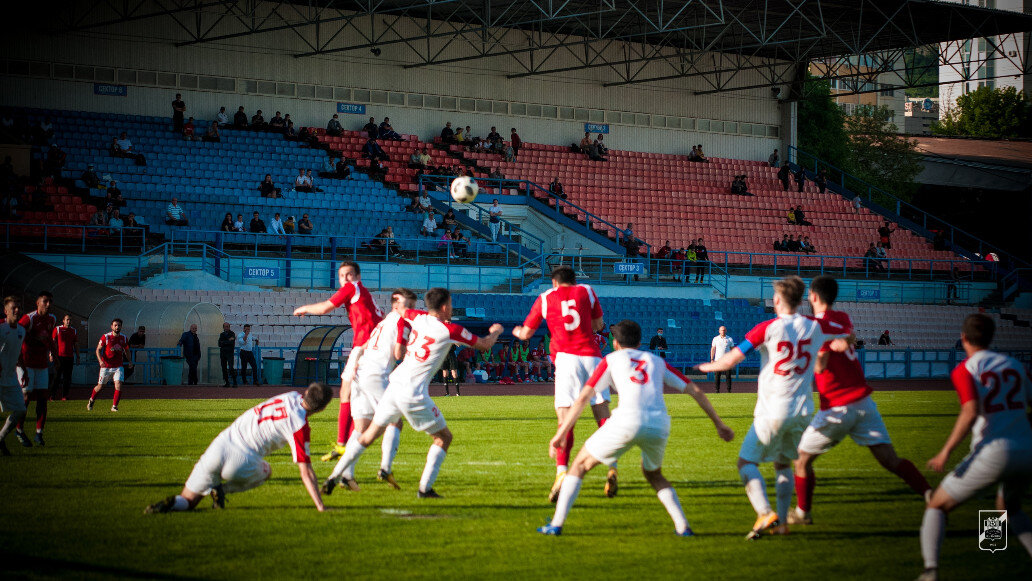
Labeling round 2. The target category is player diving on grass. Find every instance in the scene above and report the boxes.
[145,382,334,513]
[512,266,618,503]
[698,276,853,539]
[323,287,503,498]
[537,320,734,536]
[329,288,416,491]
[916,314,1032,581]
[790,276,930,526]
[293,261,383,463]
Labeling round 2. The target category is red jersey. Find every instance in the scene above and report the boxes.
[19,311,57,369]
[522,284,603,357]
[98,332,129,368]
[328,281,384,347]
[52,325,79,358]
[813,310,871,410]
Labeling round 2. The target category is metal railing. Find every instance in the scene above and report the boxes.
[707,250,994,281]
[539,252,729,294]
[1,223,148,253]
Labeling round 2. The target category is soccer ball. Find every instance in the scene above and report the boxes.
[450,176,478,203]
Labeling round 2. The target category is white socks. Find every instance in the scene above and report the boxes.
[657,487,689,534]
[775,468,793,524]
[921,508,946,569]
[0,412,23,440]
[419,444,447,493]
[381,425,401,473]
[341,432,361,479]
[172,495,190,511]
[556,464,567,475]
[551,475,583,527]
[739,464,771,516]
[330,440,367,481]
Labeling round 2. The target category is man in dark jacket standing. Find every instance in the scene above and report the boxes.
[649,328,668,359]
[177,324,202,385]
[218,322,237,388]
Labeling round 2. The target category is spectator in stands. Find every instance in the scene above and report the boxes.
[586,138,606,162]
[694,238,708,282]
[864,242,884,272]
[234,106,248,128]
[875,241,889,269]
[442,208,459,231]
[165,197,188,226]
[450,228,470,257]
[378,117,402,141]
[80,164,101,189]
[327,114,343,137]
[269,213,286,235]
[283,215,296,234]
[269,111,285,132]
[294,169,311,193]
[878,330,893,346]
[409,149,426,169]
[413,191,431,216]
[171,93,186,133]
[579,132,592,154]
[439,229,458,258]
[249,211,267,233]
[203,120,220,142]
[814,167,827,193]
[486,126,501,146]
[237,324,260,385]
[90,207,107,228]
[878,221,895,249]
[108,208,124,230]
[794,166,806,192]
[216,106,229,126]
[852,195,862,213]
[441,121,455,143]
[182,117,199,141]
[794,205,811,226]
[773,234,787,251]
[372,227,404,258]
[369,157,387,181]
[334,157,352,179]
[250,109,266,130]
[298,213,314,235]
[697,144,709,162]
[510,128,522,157]
[595,134,608,156]
[323,156,338,177]
[800,236,815,253]
[548,176,566,199]
[233,213,245,232]
[259,174,282,198]
[220,213,235,232]
[768,148,779,167]
[421,210,438,237]
[454,127,465,143]
[284,120,297,139]
[488,199,503,241]
[649,328,667,359]
[362,137,388,161]
[113,132,146,165]
[787,235,801,252]
[305,169,321,192]
[787,207,797,225]
[687,145,700,161]
[730,174,747,195]
[363,117,378,137]
[777,164,791,191]
[418,148,431,168]
[503,142,515,162]
[405,195,420,214]
[126,212,146,234]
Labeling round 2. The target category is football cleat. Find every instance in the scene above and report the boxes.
[14,430,31,448]
[321,444,346,463]
[417,488,442,498]
[210,485,226,509]
[33,433,45,447]
[769,524,789,536]
[377,469,401,490]
[111,406,118,412]
[144,496,177,514]
[320,478,336,496]
[915,568,938,581]
[675,526,695,537]
[746,512,780,540]
[0,440,10,456]
[604,468,618,498]
[342,477,361,492]
[536,524,562,536]
[86,399,95,411]
[548,471,566,504]
[787,507,812,525]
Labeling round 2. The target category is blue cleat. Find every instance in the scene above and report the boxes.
[676,526,695,537]
[537,524,562,536]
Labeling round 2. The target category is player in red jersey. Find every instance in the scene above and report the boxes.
[789,276,930,526]
[89,318,130,411]
[51,314,78,401]
[15,291,58,447]
[293,261,384,462]
[513,266,617,502]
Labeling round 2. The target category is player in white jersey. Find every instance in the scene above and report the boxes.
[917,314,1032,581]
[337,288,416,490]
[145,383,334,513]
[324,287,503,498]
[699,276,852,539]
[537,320,734,536]
[0,296,27,456]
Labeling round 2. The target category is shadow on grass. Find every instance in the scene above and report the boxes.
[1,551,213,580]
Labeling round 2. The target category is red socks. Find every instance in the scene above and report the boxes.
[597,417,608,427]
[795,474,815,513]
[556,428,574,467]
[35,393,47,430]
[337,401,353,446]
[894,459,932,495]
[112,389,122,407]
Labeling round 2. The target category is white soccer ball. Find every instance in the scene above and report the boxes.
[450,176,478,203]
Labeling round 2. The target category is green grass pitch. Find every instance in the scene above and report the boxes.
[2,391,1029,580]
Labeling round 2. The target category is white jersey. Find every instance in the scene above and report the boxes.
[387,309,478,398]
[585,349,691,428]
[951,350,1032,450]
[355,312,411,385]
[0,322,26,386]
[711,334,735,359]
[219,392,312,463]
[741,313,849,420]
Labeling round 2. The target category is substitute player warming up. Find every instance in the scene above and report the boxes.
[0,296,27,456]
[294,261,384,462]
[88,318,129,412]
[699,276,852,539]
[537,320,734,536]
[324,288,503,499]
[916,314,1032,581]
[513,266,618,502]
[790,276,930,525]
[145,382,333,513]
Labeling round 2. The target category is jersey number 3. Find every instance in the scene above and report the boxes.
[629,359,649,385]
[773,339,813,376]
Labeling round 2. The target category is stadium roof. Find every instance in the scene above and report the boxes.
[43,0,1032,92]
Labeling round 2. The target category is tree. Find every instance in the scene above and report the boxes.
[844,105,923,199]
[933,86,1032,138]
[797,74,850,170]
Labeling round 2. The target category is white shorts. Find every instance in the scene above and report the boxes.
[373,388,446,434]
[341,347,362,384]
[940,440,1032,504]
[185,432,272,496]
[98,367,124,385]
[797,396,892,455]
[0,384,26,413]
[740,413,811,464]
[351,372,388,420]
[16,367,48,394]
[554,353,608,408]
[584,418,670,471]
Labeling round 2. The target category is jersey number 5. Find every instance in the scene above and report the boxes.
[560,299,581,332]
[982,369,1024,414]
[773,339,813,376]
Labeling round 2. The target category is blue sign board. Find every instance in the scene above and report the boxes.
[614,262,644,275]
[585,123,609,134]
[94,83,127,97]
[245,267,280,279]
[337,103,367,115]
[856,288,881,300]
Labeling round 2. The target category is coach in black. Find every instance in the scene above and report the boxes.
[178,324,202,386]
[218,322,237,388]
